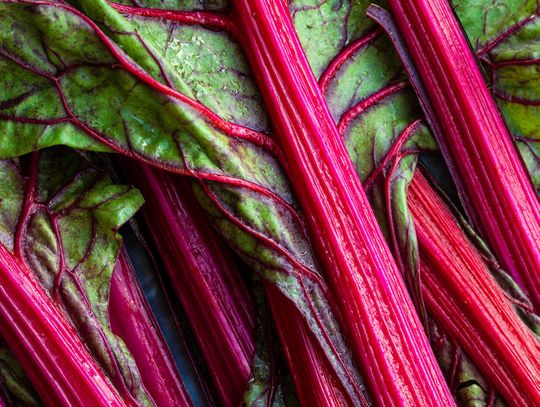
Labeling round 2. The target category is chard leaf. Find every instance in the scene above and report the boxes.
[0,341,41,407]
[0,0,366,402]
[441,0,540,188]
[472,11,540,188]
[0,148,148,405]
[452,0,537,49]
[289,0,379,76]
[118,12,269,132]
[111,0,228,11]
[428,320,506,407]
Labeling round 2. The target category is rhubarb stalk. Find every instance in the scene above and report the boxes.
[231,1,453,405]
[110,249,192,407]
[387,0,540,310]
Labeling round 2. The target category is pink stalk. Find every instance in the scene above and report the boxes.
[231,1,453,405]
[265,283,351,407]
[0,244,125,407]
[331,41,540,402]
[109,249,192,407]
[408,173,540,405]
[387,0,540,310]
[120,161,255,407]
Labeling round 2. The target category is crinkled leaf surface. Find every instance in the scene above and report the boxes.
[313,0,540,189]
[119,13,269,132]
[0,341,41,407]
[111,0,227,11]
[2,0,537,404]
[0,0,366,402]
[289,0,384,77]
[0,147,148,405]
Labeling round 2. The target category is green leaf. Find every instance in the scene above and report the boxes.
[473,11,540,188]
[0,341,41,407]
[452,0,537,49]
[126,17,268,131]
[110,0,228,11]
[290,0,388,76]
[0,148,148,405]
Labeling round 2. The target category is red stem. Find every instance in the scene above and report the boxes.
[388,0,540,311]
[265,283,353,407]
[408,173,540,405]
[120,160,255,407]
[109,249,192,407]
[0,244,126,407]
[231,1,453,405]
[364,119,422,190]
[335,79,540,403]
[337,82,409,140]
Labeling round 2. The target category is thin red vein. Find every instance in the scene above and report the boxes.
[364,119,423,190]
[1,0,277,156]
[477,11,540,56]
[14,152,39,259]
[199,182,328,289]
[295,278,366,403]
[0,101,290,216]
[318,28,383,93]
[492,57,540,67]
[109,2,238,36]
[337,81,409,134]
[494,90,540,106]
[384,150,417,271]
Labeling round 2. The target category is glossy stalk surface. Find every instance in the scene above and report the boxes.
[388,0,540,310]
[0,244,125,407]
[121,161,255,407]
[110,249,192,407]
[266,283,352,407]
[409,172,540,405]
[231,1,454,405]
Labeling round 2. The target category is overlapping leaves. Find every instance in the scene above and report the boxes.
[0,147,147,404]
[1,0,538,405]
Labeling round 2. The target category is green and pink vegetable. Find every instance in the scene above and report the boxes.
[0,0,539,405]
